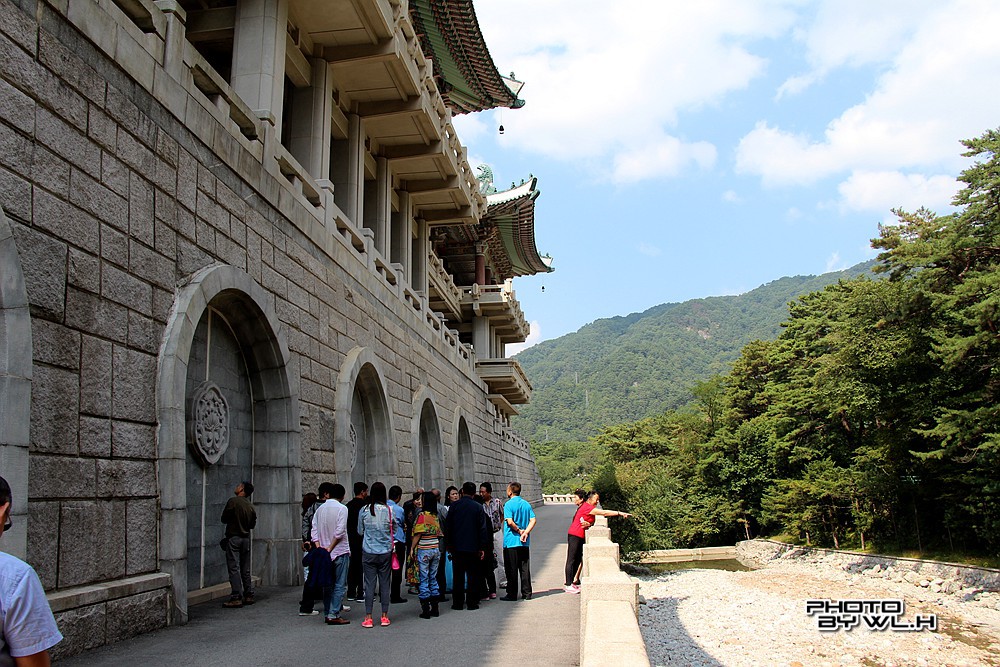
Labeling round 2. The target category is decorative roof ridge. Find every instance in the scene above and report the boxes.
[487,176,538,206]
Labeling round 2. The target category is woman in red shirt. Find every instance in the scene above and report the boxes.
[563,489,631,593]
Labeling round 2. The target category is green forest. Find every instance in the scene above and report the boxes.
[527,129,1000,561]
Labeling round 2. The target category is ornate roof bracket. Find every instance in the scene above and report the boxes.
[323,37,398,64]
[383,140,443,161]
[185,8,236,43]
[357,95,432,119]
[404,175,460,195]
[422,206,473,225]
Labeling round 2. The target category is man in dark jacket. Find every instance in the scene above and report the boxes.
[444,482,491,610]
[221,481,256,608]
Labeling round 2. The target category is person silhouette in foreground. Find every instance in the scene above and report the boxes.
[0,474,63,665]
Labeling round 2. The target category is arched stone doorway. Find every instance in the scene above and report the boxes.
[184,307,254,592]
[0,206,31,559]
[157,265,300,623]
[335,348,395,485]
[455,414,474,486]
[411,387,444,489]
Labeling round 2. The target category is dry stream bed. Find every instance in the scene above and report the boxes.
[636,555,1000,666]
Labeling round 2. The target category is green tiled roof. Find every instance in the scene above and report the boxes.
[410,0,525,114]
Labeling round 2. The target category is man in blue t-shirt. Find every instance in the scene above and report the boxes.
[0,475,63,665]
[499,482,536,601]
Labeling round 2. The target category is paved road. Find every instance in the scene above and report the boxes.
[59,503,580,666]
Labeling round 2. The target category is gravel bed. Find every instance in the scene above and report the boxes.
[637,559,1000,667]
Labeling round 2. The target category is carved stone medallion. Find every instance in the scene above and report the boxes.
[348,423,358,472]
[188,381,230,466]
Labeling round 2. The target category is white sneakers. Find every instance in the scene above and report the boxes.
[563,584,580,594]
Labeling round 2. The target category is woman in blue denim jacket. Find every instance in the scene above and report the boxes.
[358,481,394,627]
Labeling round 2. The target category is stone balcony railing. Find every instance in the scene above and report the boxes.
[427,250,463,319]
[461,282,530,343]
[475,357,532,414]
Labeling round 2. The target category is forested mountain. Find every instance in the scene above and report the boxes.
[513,261,875,443]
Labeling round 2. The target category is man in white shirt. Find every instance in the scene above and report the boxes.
[0,475,62,666]
[311,482,351,625]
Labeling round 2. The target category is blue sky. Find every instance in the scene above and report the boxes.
[451,0,1000,352]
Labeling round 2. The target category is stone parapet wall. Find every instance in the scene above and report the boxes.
[580,517,649,666]
[738,539,1000,601]
[47,573,171,660]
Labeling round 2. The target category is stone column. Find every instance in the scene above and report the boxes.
[473,316,491,359]
[413,217,428,293]
[231,0,288,133]
[475,243,486,286]
[338,113,364,226]
[374,157,390,256]
[288,58,332,180]
[393,190,413,271]
[154,0,188,80]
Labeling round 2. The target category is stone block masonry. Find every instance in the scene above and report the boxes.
[0,0,541,657]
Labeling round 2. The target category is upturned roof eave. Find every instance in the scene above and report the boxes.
[484,178,553,277]
[410,0,524,115]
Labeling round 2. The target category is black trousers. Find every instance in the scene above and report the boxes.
[224,535,252,599]
[390,541,407,600]
[347,536,364,598]
[503,546,531,599]
[451,551,482,608]
[565,534,585,586]
[299,580,322,613]
[436,541,448,596]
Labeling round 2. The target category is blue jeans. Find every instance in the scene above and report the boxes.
[322,553,350,619]
[417,548,440,600]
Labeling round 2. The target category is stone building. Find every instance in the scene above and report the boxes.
[0,0,550,655]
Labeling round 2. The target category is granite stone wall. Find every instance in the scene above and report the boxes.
[0,0,541,656]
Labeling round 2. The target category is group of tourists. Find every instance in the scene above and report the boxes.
[0,471,637,663]
[216,478,634,629]
[291,479,538,627]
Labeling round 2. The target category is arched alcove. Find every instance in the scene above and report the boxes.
[455,413,474,487]
[411,387,444,489]
[334,347,395,485]
[0,206,31,559]
[157,264,300,623]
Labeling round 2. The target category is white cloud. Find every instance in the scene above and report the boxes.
[611,135,716,184]
[736,1,1000,187]
[825,252,845,272]
[722,190,741,203]
[461,0,801,183]
[777,0,937,97]
[637,243,662,257]
[508,321,542,356]
[838,171,960,214]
